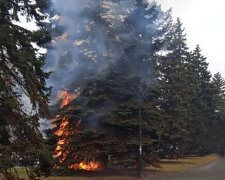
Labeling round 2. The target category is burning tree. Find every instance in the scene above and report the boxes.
[49,0,117,171]
[49,0,170,172]
[53,90,101,171]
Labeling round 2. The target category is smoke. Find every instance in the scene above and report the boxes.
[44,0,139,95]
[45,0,134,103]
[45,0,165,107]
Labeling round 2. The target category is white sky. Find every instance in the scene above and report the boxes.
[157,0,225,77]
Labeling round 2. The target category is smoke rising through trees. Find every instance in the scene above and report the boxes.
[1,0,225,179]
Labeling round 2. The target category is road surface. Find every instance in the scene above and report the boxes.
[154,157,225,180]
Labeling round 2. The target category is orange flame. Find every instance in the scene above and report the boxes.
[54,89,101,171]
[59,90,76,108]
[55,117,69,136]
[55,138,68,158]
[68,161,101,171]
[54,117,70,159]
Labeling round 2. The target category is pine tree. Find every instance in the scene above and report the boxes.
[185,45,212,154]
[51,0,119,169]
[207,73,225,153]
[212,73,225,111]
[53,0,167,170]
[157,18,193,157]
[0,0,52,179]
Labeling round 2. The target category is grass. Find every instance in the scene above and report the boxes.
[149,154,218,173]
[5,154,218,180]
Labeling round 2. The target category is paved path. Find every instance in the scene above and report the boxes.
[154,157,225,180]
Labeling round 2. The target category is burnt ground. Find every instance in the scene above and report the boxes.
[153,157,225,180]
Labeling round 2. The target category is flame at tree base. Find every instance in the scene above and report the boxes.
[68,161,101,171]
[54,90,101,172]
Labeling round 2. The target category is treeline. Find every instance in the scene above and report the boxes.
[50,0,225,170]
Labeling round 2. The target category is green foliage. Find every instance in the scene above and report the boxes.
[157,18,192,157]
[0,0,53,179]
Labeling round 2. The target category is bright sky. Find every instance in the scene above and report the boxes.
[157,0,225,77]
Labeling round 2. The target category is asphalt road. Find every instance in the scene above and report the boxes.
[154,157,225,180]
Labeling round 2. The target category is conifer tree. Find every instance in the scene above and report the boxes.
[0,0,52,178]
[53,0,167,170]
[185,45,212,154]
[157,18,192,157]
[206,73,225,153]
[51,0,119,169]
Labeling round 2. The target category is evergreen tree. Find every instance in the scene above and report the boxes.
[157,18,192,157]
[212,73,225,111]
[185,45,212,154]
[207,73,225,153]
[53,0,167,170]
[0,0,52,179]
[51,0,118,169]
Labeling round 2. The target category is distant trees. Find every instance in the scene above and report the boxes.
[0,0,52,179]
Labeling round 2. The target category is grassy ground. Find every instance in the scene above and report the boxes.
[4,154,218,180]
[149,154,219,173]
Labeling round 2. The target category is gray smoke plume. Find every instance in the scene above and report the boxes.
[45,0,134,104]
[44,0,165,108]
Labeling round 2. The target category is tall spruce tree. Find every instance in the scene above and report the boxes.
[157,18,192,157]
[206,73,225,153]
[53,0,167,170]
[212,73,225,111]
[0,0,52,179]
[185,45,212,154]
[52,0,118,169]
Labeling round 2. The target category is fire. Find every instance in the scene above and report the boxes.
[54,89,101,171]
[59,90,76,108]
[68,161,101,171]
[55,117,69,136]
[55,138,68,158]
[54,116,69,158]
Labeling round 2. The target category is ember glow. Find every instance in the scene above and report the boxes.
[54,90,101,171]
